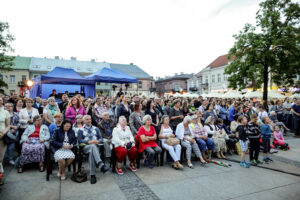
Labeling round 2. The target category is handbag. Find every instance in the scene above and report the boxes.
[71,168,88,183]
[165,137,180,146]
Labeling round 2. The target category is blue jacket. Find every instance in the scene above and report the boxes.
[228,106,236,122]
[49,122,58,137]
[51,128,77,152]
[260,124,271,140]
[219,107,228,120]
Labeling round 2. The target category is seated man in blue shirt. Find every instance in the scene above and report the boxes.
[78,115,109,184]
[98,112,116,159]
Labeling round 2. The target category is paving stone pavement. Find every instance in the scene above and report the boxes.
[113,166,160,200]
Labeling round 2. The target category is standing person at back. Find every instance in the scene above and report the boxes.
[291,99,300,138]
[169,99,183,132]
[59,94,69,115]
[116,95,131,123]
[145,100,159,134]
[65,96,86,124]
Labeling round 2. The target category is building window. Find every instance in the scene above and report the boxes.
[47,66,52,70]
[0,74,3,80]
[212,75,215,83]
[205,76,208,84]
[218,74,221,82]
[10,75,15,83]
[138,81,142,88]
[22,75,27,81]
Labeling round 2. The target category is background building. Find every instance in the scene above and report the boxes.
[199,54,232,94]
[155,73,193,97]
[0,56,153,96]
[0,56,31,95]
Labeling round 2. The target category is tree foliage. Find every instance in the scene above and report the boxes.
[0,21,15,88]
[225,0,300,100]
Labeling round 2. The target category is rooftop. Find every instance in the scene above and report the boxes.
[110,63,152,79]
[207,54,234,68]
[12,56,32,70]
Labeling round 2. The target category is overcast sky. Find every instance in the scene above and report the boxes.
[1,0,261,78]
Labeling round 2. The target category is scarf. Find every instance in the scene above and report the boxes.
[48,104,57,116]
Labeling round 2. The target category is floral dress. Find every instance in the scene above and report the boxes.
[54,132,75,162]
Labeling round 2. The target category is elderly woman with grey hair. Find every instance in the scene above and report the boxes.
[176,115,207,168]
[43,97,60,126]
[18,115,50,173]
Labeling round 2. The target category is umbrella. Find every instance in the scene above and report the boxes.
[244,91,263,99]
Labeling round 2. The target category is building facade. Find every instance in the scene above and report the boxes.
[199,54,232,94]
[0,56,31,95]
[155,73,193,97]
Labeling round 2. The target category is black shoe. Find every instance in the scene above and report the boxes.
[101,165,109,174]
[90,175,97,184]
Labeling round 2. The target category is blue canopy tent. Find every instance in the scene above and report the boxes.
[30,67,95,99]
[85,67,138,83]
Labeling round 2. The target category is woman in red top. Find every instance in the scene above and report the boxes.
[137,115,162,169]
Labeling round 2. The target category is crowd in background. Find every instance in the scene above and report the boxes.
[0,89,299,185]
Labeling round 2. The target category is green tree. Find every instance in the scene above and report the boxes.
[0,21,15,89]
[225,0,300,100]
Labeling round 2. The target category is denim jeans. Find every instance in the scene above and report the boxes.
[6,142,16,161]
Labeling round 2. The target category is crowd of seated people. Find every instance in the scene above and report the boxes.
[0,91,299,185]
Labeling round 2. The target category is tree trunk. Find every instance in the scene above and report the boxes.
[263,65,269,101]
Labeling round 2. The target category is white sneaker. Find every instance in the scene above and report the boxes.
[9,160,15,166]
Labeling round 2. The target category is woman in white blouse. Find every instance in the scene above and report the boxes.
[18,98,39,154]
[112,116,137,175]
[159,115,183,170]
[204,116,227,159]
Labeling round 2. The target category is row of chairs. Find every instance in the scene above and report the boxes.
[45,140,189,181]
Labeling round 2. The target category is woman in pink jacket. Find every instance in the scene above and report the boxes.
[65,96,86,124]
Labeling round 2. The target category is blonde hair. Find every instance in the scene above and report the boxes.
[143,114,152,124]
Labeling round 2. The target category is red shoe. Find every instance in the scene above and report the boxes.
[116,167,124,175]
[129,164,137,172]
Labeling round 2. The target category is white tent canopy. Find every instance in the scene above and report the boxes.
[267,90,286,99]
[222,90,243,99]
[206,92,223,98]
[244,91,263,99]
[289,93,300,99]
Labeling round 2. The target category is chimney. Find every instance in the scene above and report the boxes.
[55,56,60,59]
[175,73,178,76]
[71,57,76,60]
[130,63,134,65]
[180,72,183,75]
[91,59,95,62]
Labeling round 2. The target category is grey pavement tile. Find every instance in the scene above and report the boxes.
[148,178,223,200]
[268,182,300,200]
[63,189,127,200]
[232,167,300,189]
[60,172,119,198]
[135,165,187,185]
[230,190,285,200]
[192,170,263,199]
[5,168,46,183]
[0,178,59,200]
